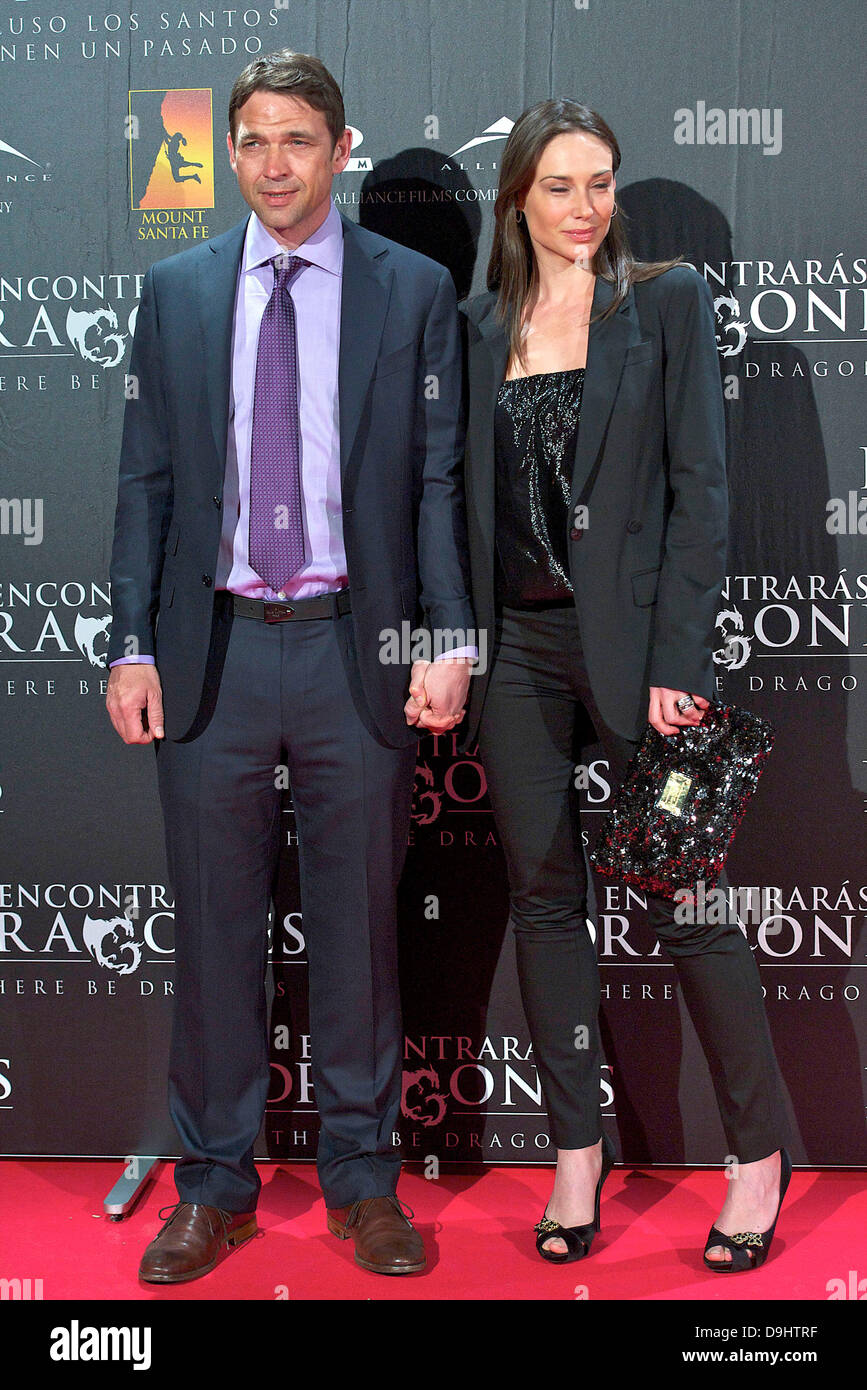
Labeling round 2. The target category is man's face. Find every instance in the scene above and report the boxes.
[227,90,352,247]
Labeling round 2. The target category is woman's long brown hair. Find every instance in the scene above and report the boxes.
[487,99,682,373]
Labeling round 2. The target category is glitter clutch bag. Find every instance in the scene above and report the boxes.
[589,700,775,901]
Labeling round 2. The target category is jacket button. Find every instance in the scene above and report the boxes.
[213,494,222,507]
[570,527,583,542]
[626,519,643,534]
[202,574,212,587]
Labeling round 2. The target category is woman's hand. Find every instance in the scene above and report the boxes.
[648,687,709,735]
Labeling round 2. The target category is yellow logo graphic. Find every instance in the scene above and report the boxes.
[129,88,214,210]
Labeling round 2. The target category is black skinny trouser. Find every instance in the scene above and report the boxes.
[477,604,790,1161]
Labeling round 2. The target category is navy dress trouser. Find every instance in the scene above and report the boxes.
[154,593,416,1211]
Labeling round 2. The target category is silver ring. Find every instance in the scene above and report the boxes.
[676,695,695,712]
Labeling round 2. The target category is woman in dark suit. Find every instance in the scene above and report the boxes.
[459,100,791,1269]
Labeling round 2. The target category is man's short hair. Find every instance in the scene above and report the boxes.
[228,49,346,148]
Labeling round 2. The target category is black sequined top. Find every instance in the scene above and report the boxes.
[494,367,585,606]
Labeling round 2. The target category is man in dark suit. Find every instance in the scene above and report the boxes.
[106,50,474,1281]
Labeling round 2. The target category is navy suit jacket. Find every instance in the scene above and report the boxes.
[460,265,728,746]
[108,211,474,745]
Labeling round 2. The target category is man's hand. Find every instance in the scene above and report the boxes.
[106,663,165,744]
[648,686,709,736]
[403,658,471,734]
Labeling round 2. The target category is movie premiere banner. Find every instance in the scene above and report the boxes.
[0,0,865,1173]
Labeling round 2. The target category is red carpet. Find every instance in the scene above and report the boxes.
[1,1159,864,1301]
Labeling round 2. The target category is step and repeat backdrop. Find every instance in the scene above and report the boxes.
[1,0,865,1170]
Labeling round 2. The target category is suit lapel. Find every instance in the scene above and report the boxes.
[467,302,506,595]
[571,274,635,504]
[199,220,247,469]
[336,213,392,495]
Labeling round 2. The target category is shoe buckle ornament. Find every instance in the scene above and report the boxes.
[730,1231,764,1248]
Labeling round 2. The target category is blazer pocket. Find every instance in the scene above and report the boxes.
[631,565,661,607]
[624,340,655,366]
[372,341,417,380]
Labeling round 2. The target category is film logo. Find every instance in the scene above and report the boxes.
[128,88,214,240]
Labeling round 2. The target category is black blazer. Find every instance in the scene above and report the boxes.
[460,265,728,745]
[108,212,474,746]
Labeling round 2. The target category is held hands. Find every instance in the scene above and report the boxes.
[106,663,165,744]
[404,658,471,734]
[648,686,709,736]
[108,666,698,741]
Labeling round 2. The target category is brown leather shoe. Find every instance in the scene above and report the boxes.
[326,1195,426,1275]
[138,1201,257,1283]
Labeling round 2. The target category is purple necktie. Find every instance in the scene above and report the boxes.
[249,254,308,594]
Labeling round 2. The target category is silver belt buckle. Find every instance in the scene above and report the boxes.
[263,602,295,623]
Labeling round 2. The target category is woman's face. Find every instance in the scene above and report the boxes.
[518,129,616,270]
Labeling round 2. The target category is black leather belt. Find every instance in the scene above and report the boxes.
[229,589,351,623]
